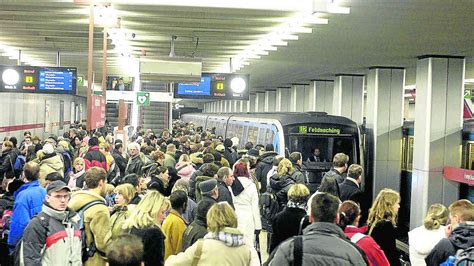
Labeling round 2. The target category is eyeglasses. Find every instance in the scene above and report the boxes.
[52,194,70,200]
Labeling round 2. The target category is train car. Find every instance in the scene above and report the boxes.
[182,112,366,191]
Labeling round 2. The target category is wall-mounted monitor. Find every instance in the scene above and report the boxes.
[37,67,76,94]
[174,73,249,100]
[177,76,212,97]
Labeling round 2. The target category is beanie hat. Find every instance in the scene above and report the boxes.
[199,179,217,195]
[247,148,259,157]
[42,143,55,155]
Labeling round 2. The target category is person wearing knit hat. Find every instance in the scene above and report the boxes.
[198,179,219,206]
[38,143,64,184]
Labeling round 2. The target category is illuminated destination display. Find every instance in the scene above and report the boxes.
[39,69,74,91]
[298,126,341,135]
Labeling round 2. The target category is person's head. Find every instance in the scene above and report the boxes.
[265,144,274,152]
[85,167,107,196]
[24,136,32,146]
[9,137,17,148]
[333,153,349,171]
[347,164,363,184]
[217,167,234,186]
[123,174,141,192]
[32,136,41,145]
[318,177,340,198]
[207,202,238,233]
[287,184,310,205]
[115,143,124,153]
[277,158,294,177]
[171,179,189,194]
[178,154,190,163]
[124,190,170,228]
[114,183,136,206]
[128,142,141,157]
[23,161,40,182]
[107,234,144,266]
[88,137,99,147]
[244,142,254,151]
[202,163,219,178]
[42,143,55,156]
[202,153,215,164]
[199,178,219,199]
[74,136,82,146]
[150,150,165,164]
[233,161,250,177]
[45,181,71,211]
[45,172,63,186]
[272,155,284,167]
[448,199,474,228]
[23,131,32,138]
[309,192,340,224]
[338,201,362,230]
[313,148,320,156]
[73,157,85,172]
[289,152,302,166]
[423,203,449,230]
[368,188,400,228]
[170,190,188,213]
[99,142,110,153]
[166,144,176,154]
[195,199,215,224]
[2,140,13,151]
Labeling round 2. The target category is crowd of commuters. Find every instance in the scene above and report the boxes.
[0,123,472,266]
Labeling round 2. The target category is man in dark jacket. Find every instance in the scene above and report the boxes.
[198,179,219,205]
[322,152,349,184]
[125,142,144,176]
[255,144,278,193]
[268,193,368,265]
[181,196,216,250]
[425,199,474,266]
[289,152,305,184]
[216,167,235,208]
[111,143,127,178]
[84,137,107,171]
[339,164,363,202]
[223,138,237,166]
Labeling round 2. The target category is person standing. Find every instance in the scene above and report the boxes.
[83,137,108,171]
[322,153,349,184]
[18,181,82,265]
[162,190,188,260]
[181,199,215,250]
[216,167,235,208]
[255,144,278,193]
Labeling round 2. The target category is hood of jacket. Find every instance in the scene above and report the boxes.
[258,151,278,162]
[176,162,195,176]
[40,154,63,171]
[270,173,294,190]
[303,221,348,239]
[449,222,474,250]
[68,190,106,210]
[408,225,445,255]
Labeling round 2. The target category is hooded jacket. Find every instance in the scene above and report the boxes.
[125,153,145,176]
[425,222,474,266]
[19,204,82,265]
[344,225,389,266]
[68,190,112,266]
[270,173,296,207]
[255,151,278,193]
[84,146,107,171]
[0,148,18,178]
[39,153,65,182]
[408,224,445,266]
[175,162,196,182]
[182,218,208,251]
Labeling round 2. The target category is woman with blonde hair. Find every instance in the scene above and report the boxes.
[165,202,260,266]
[269,158,297,208]
[65,157,86,189]
[123,191,170,266]
[175,154,196,182]
[110,183,136,239]
[367,188,401,266]
[408,203,448,265]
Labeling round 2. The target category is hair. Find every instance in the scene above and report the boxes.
[318,176,341,199]
[179,154,190,163]
[85,167,107,189]
[272,155,284,167]
[89,137,99,147]
[311,192,340,223]
[99,142,110,152]
[106,184,115,194]
[107,234,144,266]
[115,184,136,205]
[216,167,231,181]
[367,188,400,231]
[289,152,302,164]
[347,164,363,180]
[23,161,40,181]
[338,200,361,230]
[233,161,249,177]
[172,179,189,194]
[333,153,349,167]
[202,163,219,177]
[422,203,448,230]
[115,143,123,151]
[150,150,165,163]
[202,153,215,164]
[9,137,17,147]
[123,174,140,188]
[2,140,13,150]
[277,158,294,177]
[448,199,474,222]
[287,184,310,203]
[166,144,176,153]
[127,142,140,152]
[170,190,188,210]
[207,203,238,232]
[73,157,85,167]
[265,144,274,152]
[45,172,63,183]
[123,190,170,229]
[244,142,254,151]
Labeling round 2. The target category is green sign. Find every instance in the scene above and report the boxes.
[137,91,150,106]
[77,76,84,87]
[464,89,471,99]
[298,126,341,135]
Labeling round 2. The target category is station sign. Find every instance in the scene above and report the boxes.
[174,73,250,100]
[0,65,77,95]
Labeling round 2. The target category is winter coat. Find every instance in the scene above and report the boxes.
[188,164,206,200]
[84,146,107,171]
[129,226,166,266]
[8,180,46,248]
[125,154,144,176]
[425,222,474,266]
[322,167,346,184]
[111,149,127,176]
[255,151,278,193]
[268,222,368,266]
[339,178,362,202]
[175,162,195,182]
[292,164,306,184]
[270,173,296,207]
[39,153,64,183]
[223,147,237,166]
[163,209,187,260]
[165,227,259,266]
[163,153,176,168]
[19,204,82,266]
[183,198,197,224]
[182,218,208,250]
[344,225,389,266]
[68,190,112,266]
[110,206,130,240]
[217,180,234,208]
[194,175,213,203]
[64,170,86,189]
[0,148,18,178]
[408,225,445,266]
[369,220,400,266]
[270,206,307,253]
[233,176,262,247]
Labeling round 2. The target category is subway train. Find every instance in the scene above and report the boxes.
[182,112,366,192]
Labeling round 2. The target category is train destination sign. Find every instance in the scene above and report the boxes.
[298,126,341,135]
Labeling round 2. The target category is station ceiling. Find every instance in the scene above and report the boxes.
[0,0,472,95]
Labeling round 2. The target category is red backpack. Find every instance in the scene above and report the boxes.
[0,209,13,240]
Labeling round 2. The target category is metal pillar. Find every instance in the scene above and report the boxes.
[276,87,290,112]
[265,90,276,112]
[333,74,364,124]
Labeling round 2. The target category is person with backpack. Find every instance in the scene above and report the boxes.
[58,140,74,178]
[0,179,23,266]
[37,143,64,185]
[269,159,297,209]
[255,144,279,194]
[7,162,46,252]
[16,181,81,265]
[68,167,112,266]
[267,192,368,265]
[0,141,19,184]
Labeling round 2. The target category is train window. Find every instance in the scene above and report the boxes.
[288,135,356,165]
[236,124,244,140]
[267,128,274,145]
[247,126,258,144]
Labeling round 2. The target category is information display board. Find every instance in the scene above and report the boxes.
[175,73,249,100]
[38,68,75,93]
[177,76,211,96]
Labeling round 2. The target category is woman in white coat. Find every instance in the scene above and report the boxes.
[231,159,262,247]
[408,203,448,266]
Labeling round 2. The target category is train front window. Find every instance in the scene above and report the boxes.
[288,135,356,165]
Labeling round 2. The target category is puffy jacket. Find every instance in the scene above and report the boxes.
[110,206,130,240]
[269,173,296,207]
[408,225,445,266]
[39,153,65,183]
[425,222,474,266]
[163,153,176,168]
[270,206,307,253]
[84,146,107,171]
[369,220,399,266]
[292,164,306,184]
[0,148,18,178]
[175,162,196,182]
[255,152,278,193]
[344,225,389,266]
[268,222,368,266]
[68,190,112,266]
[8,180,46,248]
[18,204,82,265]
[233,176,262,247]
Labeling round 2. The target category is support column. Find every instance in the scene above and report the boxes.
[333,74,364,124]
[256,92,265,112]
[219,101,224,113]
[232,100,238,113]
[410,55,465,229]
[366,67,405,199]
[242,100,250,112]
[276,87,290,112]
[310,80,334,113]
[290,84,306,112]
[265,90,276,112]
[249,93,256,112]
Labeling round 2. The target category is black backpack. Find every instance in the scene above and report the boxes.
[78,200,106,263]
[259,191,280,232]
[456,247,474,265]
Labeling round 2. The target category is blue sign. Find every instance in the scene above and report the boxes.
[177,76,211,96]
[38,69,74,91]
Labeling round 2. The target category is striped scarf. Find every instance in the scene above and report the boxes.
[204,227,244,247]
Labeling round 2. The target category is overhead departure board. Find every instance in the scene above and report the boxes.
[38,68,75,92]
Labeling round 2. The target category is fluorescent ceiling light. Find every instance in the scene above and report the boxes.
[327,3,350,14]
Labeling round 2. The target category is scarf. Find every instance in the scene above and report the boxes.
[68,169,85,188]
[204,227,244,247]
[287,200,307,211]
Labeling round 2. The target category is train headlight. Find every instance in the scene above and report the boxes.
[231,77,246,93]
[2,69,20,86]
